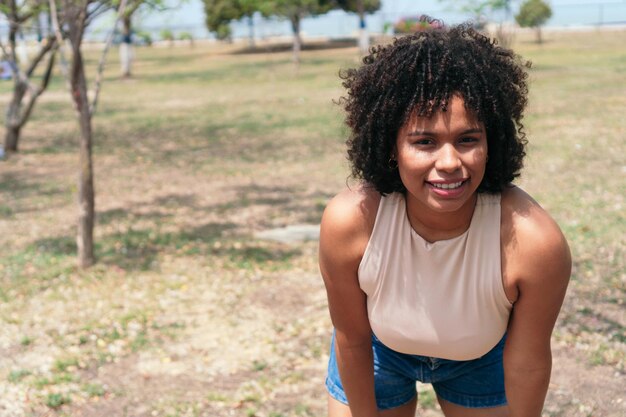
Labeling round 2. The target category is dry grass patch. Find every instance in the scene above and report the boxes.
[0,30,624,416]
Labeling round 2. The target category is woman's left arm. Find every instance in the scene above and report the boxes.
[502,189,572,417]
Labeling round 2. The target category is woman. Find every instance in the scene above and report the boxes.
[319,21,571,417]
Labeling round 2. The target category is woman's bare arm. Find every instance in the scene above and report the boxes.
[319,187,381,417]
[501,188,571,417]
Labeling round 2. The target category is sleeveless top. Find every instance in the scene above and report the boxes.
[358,192,513,361]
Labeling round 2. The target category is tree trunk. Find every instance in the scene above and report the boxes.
[536,26,543,44]
[70,45,95,268]
[120,15,133,77]
[4,125,21,152]
[4,81,27,152]
[290,14,301,65]
[247,15,255,49]
[357,1,369,55]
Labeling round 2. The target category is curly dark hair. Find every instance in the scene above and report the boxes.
[340,20,531,194]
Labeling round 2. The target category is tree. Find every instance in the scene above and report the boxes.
[238,0,263,48]
[203,0,261,46]
[440,0,496,27]
[119,1,142,77]
[118,0,166,77]
[439,0,513,45]
[260,0,334,64]
[335,0,380,54]
[49,0,122,267]
[516,0,552,43]
[203,0,244,41]
[0,0,58,153]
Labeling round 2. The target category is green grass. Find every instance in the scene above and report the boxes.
[1,31,624,416]
[82,383,106,397]
[8,369,31,383]
[45,392,72,408]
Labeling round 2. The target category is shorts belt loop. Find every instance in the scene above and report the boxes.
[429,357,440,370]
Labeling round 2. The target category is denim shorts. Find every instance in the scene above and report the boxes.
[325,331,507,410]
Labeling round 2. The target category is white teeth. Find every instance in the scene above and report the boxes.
[432,181,463,189]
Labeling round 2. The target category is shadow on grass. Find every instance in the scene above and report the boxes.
[92,186,325,270]
[21,221,239,273]
[96,225,233,271]
[0,172,64,196]
[0,171,70,214]
[3,184,326,288]
[561,304,626,344]
[21,132,79,155]
[98,193,202,226]
[129,51,200,66]
[0,236,76,299]
[231,39,356,55]
[94,222,300,271]
[219,183,331,227]
[137,59,288,84]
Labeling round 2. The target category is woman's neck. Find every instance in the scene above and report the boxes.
[405,193,478,243]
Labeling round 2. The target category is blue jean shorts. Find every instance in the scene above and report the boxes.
[326,331,507,410]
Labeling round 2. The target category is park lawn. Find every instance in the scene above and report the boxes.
[0,29,624,417]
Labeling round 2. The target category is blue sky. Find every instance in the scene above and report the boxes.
[87,0,626,40]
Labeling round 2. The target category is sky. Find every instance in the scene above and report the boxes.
[47,0,626,41]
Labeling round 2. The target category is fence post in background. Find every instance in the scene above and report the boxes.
[598,3,604,26]
[358,16,368,54]
[357,0,369,55]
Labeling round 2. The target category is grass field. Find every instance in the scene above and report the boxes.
[0,29,625,417]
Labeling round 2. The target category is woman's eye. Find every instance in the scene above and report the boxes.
[459,137,478,144]
[413,139,434,146]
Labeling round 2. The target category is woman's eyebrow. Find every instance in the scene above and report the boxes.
[407,129,436,136]
[407,128,484,136]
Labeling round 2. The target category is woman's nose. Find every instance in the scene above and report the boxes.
[435,144,462,172]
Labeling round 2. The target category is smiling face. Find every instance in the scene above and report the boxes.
[395,95,488,220]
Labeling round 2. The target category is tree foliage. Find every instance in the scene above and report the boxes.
[516,0,552,43]
[516,0,552,28]
[334,0,380,14]
[203,0,261,40]
[263,0,335,62]
[201,0,378,58]
[257,0,335,26]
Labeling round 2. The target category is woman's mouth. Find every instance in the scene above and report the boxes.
[427,179,469,197]
[430,180,465,190]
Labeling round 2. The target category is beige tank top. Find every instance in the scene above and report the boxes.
[358,192,513,361]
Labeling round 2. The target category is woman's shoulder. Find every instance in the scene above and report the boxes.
[501,186,563,242]
[321,183,381,236]
[501,186,571,286]
[319,183,382,261]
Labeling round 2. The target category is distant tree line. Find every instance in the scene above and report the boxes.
[202,0,381,62]
[440,0,552,45]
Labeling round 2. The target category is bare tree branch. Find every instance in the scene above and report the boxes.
[0,38,36,94]
[49,0,73,105]
[25,35,57,76]
[19,49,56,127]
[91,0,128,115]
[85,1,112,25]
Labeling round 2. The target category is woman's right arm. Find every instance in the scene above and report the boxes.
[319,188,380,417]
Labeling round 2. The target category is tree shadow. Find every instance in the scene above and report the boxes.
[16,184,330,274]
[30,235,76,257]
[136,59,286,84]
[0,171,69,215]
[211,183,331,228]
[231,39,356,55]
